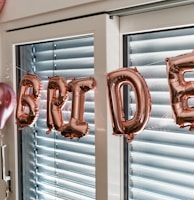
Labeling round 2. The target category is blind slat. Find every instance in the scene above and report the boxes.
[130,188,178,200]
[129,35,194,53]
[131,176,194,199]
[131,164,194,188]
[35,46,94,62]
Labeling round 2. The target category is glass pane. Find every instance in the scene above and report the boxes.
[125,28,194,200]
[16,35,96,200]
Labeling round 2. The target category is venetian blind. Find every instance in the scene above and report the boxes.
[125,28,194,200]
[17,35,95,200]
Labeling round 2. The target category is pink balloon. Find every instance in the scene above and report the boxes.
[0,0,6,12]
[0,83,16,130]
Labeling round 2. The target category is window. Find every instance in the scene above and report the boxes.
[124,27,194,200]
[17,35,96,200]
[2,14,122,200]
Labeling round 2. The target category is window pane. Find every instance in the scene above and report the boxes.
[125,28,194,200]
[17,35,95,200]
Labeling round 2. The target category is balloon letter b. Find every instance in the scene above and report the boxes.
[166,51,194,130]
[16,73,42,129]
[106,68,151,142]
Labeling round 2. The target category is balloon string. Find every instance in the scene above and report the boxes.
[15,59,165,81]
[15,65,52,79]
[128,59,165,69]
[142,59,164,66]
[15,65,30,73]
[15,65,65,80]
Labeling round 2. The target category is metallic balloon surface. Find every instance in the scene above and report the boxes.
[47,76,68,134]
[166,51,194,130]
[0,0,6,12]
[0,83,16,130]
[16,73,42,129]
[106,68,151,142]
[61,77,96,139]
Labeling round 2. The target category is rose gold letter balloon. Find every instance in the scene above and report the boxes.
[106,68,151,142]
[166,51,194,130]
[16,73,42,129]
[0,83,16,130]
[61,77,96,139]
[47,76,68,134]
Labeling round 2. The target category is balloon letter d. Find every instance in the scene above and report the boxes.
[106,68,151,142]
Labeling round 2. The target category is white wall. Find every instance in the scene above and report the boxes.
[0,0,154,23]
[0,0,98,21]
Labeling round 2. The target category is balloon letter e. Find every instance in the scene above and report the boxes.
[106,68,151,142]
[166,51,194,130]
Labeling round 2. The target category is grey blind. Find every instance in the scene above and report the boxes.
[17,35,95,200]
[125,28,194,200]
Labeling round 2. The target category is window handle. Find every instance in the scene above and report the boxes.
[1,145,11,190]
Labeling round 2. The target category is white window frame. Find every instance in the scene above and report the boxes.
[0,14,123,200]
[120,4,194,34]
[119,3,194,200]
[2,3,193,200]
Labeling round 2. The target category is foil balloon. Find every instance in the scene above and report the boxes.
[46,76,68,134]
[166,51,194,130]
[0,0,6,12]
[61,77,96,139]
[16,73,42,129]
[106,68,151,142]
[0,83,16,130]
